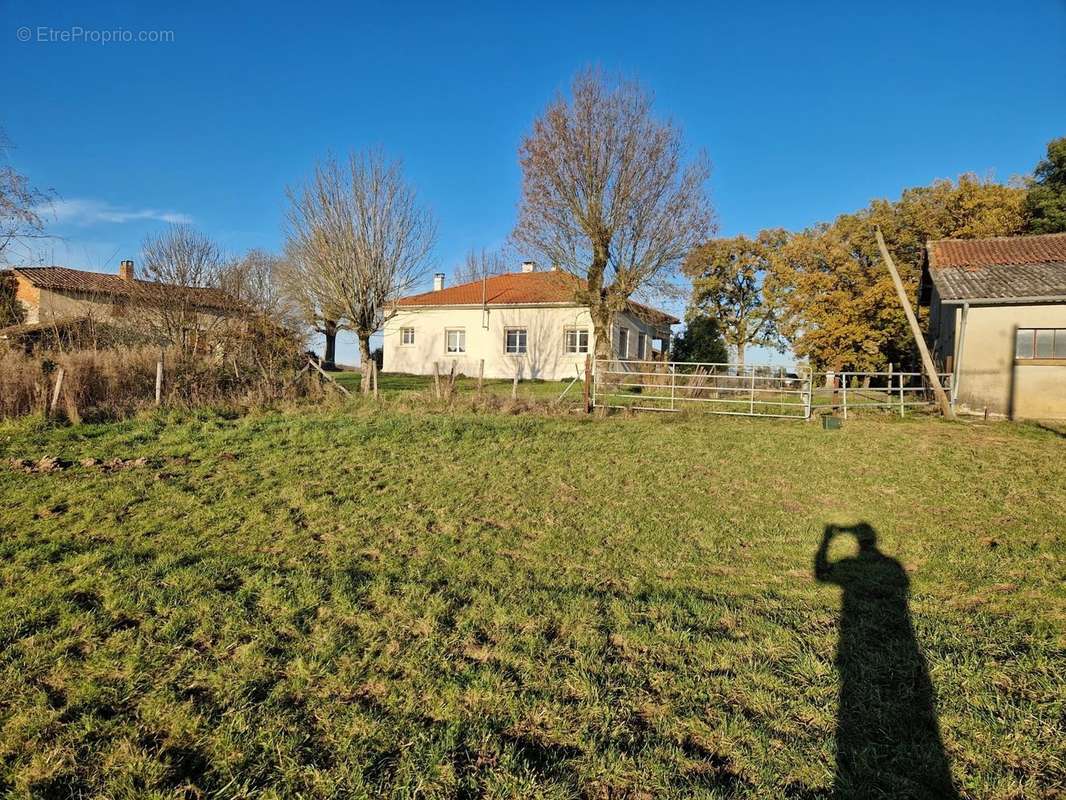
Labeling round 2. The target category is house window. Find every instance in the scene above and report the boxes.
[401,327,415,345]
[565,327,589,354]
[445,328,465,354]
[1016,328,1066,360]
[505,328,527,354]
[616,327,629,359]
[636,331,647,360]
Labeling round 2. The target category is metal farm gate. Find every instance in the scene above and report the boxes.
[592,360,813,419]
[591,360,952,420]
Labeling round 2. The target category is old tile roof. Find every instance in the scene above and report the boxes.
[12,266,235,311]
[396,270,680,325]
[925,233,1066,303]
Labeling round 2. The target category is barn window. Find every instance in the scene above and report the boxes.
[1016,328,1066,360]
[636,331,647,360]
[401,327,415,345]
[616,327,629,359]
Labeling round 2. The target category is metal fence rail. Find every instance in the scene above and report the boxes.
[593,360,812,419]
[593,360,953,420]
[810,371,954,419]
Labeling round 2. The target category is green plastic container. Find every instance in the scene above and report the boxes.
[822,415,842,430]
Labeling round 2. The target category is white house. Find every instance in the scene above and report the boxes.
[382,263,678,381]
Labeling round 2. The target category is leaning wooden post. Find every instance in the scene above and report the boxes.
[49,367,65,417]
[155,356,164,406]
[875,228,954,420]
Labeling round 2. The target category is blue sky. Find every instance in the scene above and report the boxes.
[3,0,1064,364]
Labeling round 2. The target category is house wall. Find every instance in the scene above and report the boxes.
[34,286,128,324]
[382,304,666,381]
[15,281,234,344]
[14,275,41,323]
[943,299,1066,419]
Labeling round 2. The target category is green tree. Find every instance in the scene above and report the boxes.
[767,174,1026,371]
[670,315,728,364]
[682,230,785,366]
[1024,137,1066,234]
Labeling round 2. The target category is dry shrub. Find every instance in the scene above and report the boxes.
[1,324,314,422]
[0,349,48,417]
[55,348,157,422]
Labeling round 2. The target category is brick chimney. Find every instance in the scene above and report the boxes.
[118,260,135,281]
[521,260,536,273]
[433,273,445,291]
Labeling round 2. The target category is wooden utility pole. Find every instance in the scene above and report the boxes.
[874,228,954,420]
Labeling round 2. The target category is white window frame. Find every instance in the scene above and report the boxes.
[564,327,589,354]
[504,327,528,355]
[445,328,466,354]
[401,327,415,346]
[636,331,647,360]
[616,326,629,359]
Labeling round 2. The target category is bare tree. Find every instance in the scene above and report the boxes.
[224,249,298,323]
[0,130,54,264]
[275,248,349,369]
[513,69,713,360]
[452,245,512,284]
[140,225,231,354]
[286,150,436,390]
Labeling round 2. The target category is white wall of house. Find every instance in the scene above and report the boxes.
[382,304,666,381]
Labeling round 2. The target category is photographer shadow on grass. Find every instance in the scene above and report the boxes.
[815,523,959,799]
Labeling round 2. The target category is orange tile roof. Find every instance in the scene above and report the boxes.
[928,233,1066,269]
[396,270,679,325]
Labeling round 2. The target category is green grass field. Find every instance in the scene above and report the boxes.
[0,403,1063,798]
[330,370,581,404]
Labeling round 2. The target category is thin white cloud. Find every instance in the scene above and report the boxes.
[41,198,193,227]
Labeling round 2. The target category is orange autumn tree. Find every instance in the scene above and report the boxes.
[766,173,1026,372]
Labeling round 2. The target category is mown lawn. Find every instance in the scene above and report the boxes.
[0,405,1063,799]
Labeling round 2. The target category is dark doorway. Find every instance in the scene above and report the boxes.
[814,523,958,799]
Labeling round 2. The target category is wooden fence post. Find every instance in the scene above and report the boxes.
[155,357,164,406]
[512,369,519,400]
[49,368,65,417]
[583,355,592,413]
[433,362,441,400]
[372,360,379,400]
[477,359,484,398]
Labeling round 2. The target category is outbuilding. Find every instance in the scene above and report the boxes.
[921,233,1066,420]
